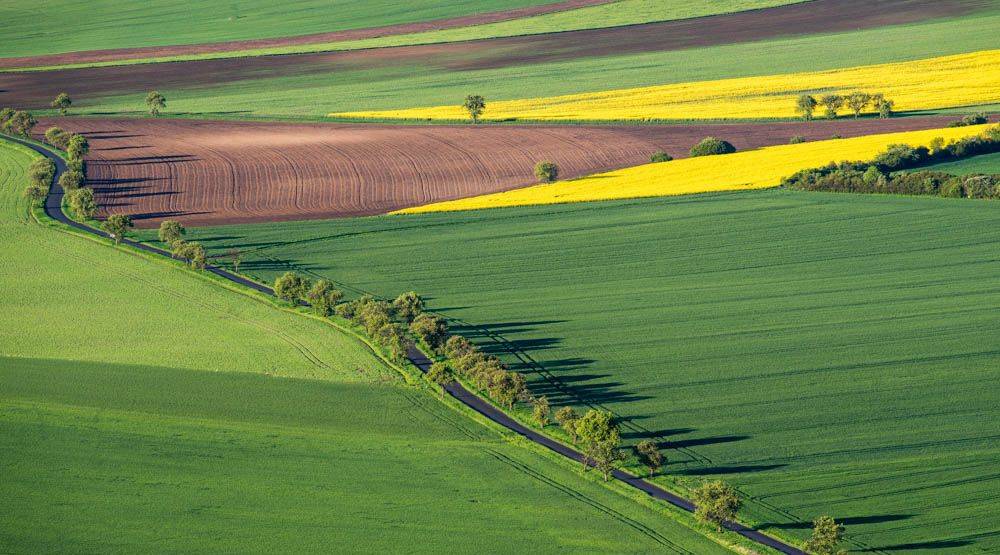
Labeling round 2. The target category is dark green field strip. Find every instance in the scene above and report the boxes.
[906,151,1000,174]
[166,189,1000,550]
[0,357,728,554]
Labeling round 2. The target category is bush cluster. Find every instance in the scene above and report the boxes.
[782,125,1000,199]
[0,107,37,137]
[689,137,736,157]
[949,112,989,127]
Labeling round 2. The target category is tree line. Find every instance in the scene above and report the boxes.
[783,124,1000,199]
[796,91,895,120]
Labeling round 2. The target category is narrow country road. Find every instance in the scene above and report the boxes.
[12,135,806,555]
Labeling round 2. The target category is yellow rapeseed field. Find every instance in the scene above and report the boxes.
[335,50,1000,121]
[394,124,994,214]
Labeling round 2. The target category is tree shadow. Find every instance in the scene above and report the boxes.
[621,427,695,440]
[859,540,972,552]
[759,514,914,530]
[661,435,749,449]
[675,463,786,476]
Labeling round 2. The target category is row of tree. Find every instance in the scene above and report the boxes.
[796,91,895,121]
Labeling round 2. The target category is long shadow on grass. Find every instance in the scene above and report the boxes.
[675,463,787,476]
[759,514,914,530]
[860,539,972,551]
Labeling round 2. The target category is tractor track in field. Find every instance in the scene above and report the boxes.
[12,136,808,555]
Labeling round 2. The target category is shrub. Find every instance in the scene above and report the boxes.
[939,179,965,198]
[534,161,559,183]
[872,144,928,171]
[649,150,673,163]
[950,112,988,127]
[789,135,805,144]
[689,137,736,157]
[28,158,55,186]
[962,175,999,199]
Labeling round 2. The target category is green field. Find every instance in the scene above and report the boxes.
[165,189,1000,552]
[72,11,1000,117]
[0,139,733,553]
[907,151,1000,174]
[0,0,547,58]
[9,0,804,70]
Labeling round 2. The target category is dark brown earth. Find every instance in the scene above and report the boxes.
[1,0,987,110]
[41,115,967,228]
[0,0,612,70]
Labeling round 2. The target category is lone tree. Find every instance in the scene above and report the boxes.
[158,220,186,245]
[45,126,68,148]
[4,110,37,137]
[58,170,84,191]
[532,395,551,427]
[51,93,72,115]
[227,247,243,273]
[306,279,343,316]
[462,94,486,123]
[795,94,818,120]
[274,271,310,303]
[66,134,89,161]
[692,480,741,531]
[392,291,424,322]
[635,439,663,476]
[146,91,166,116]
[67,188,97,219]
[575,409,623,480]
[555,406,580,442]
[804,516,845,555]
[846,91,872,118]
[534,161,559,183]
[101,214,133,244]
[819,94,844,119]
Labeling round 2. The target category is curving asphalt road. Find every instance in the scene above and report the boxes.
[12,135,805,555]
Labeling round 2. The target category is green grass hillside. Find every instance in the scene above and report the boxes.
[0,0,547,58]
[171,189,1000,552]
[0,140,729,553]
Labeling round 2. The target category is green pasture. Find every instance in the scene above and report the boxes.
[67,11,1000,118]
[907,151,1000,174]
[0,139,730,553]
[0,0,546,59]
[168,189,1000,552]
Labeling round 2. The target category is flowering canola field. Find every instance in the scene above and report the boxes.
[393,124,993,214]
[335,50,1000,121]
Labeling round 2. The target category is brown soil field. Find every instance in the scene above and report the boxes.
[40,115,966,228]
[0,0,610,70]
[1,0,985,110]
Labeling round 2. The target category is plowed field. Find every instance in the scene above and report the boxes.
[44,115,963,227]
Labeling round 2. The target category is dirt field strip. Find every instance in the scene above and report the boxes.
[0,0,612,70]
[40,115,969,227]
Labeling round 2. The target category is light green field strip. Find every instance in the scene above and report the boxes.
[0,0,546,59]
[905,151,1000,174]
[172,189,1000,552]
[70,10,1000,117]
[3,0,805,71]
[0,138,733,553]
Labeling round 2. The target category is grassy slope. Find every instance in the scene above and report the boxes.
[0,140,730,553]
[167,190,1000,553]
[74,11,1000,117]
[906,151,1000,174]
[0,0,546,58]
